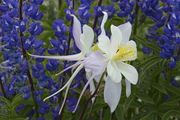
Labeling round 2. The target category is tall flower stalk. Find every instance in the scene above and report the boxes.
[19,0,38,117]
[0,78,6,98]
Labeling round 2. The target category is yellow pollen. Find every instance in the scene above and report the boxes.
[112,45,135,61]
[91,44,100,51]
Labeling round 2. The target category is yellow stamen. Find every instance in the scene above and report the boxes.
[112,45,136,61]
[91,44,100,51]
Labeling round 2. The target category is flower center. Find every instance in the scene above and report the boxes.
[91,44,100,51]
[112,45,136,61]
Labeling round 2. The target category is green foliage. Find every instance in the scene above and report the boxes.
[0,95,34,120]
[1,0,179,120]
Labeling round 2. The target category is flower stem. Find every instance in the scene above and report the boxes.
[58,0,62,9]
[79,73,104,120]
[19,0,39,117]
[93,0,103,30]
[66,0,74,55]
[0,79,7,98]
[133,0,139,37]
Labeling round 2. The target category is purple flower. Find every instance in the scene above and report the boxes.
[29,22,43,36]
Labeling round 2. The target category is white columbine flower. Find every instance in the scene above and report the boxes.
[29,15,106,114]
[97,12,138,112]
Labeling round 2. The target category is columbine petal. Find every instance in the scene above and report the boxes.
[107,61,122,83]
[72,15,83,50]
[83,52,106,75]
[118,22,132,44]
[125,79,131,97]
[110,25,122,55]
[80,25,94,51]
[104,77,122,113]
[117,62,138,85]
[100,12,108,36]
[98,35,111,54]
[28,52,84,61]
[124,40,137,61]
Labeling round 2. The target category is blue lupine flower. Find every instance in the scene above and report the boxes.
[52,19,67,38]
[142,47,152,54]
[16,104,25,113]
[20,86,31,99]
[29,22,43,36]
[139,0,180,68]
[66,97,78,112]
[24,3,43,20]
[0,5,9,12]
[94,5,116,18]
[38,102,50,114]
[52,106,60,119]
[30,0,44,5]
[46,59,59,71]
[19,19,27,32]
[117,0,135,23]
[65,8,74,21]
[78,3,91,23]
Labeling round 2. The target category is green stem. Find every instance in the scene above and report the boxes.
[0,79,7,98]
[93,0,103,30]
[58,0,62,9]
[133,0,139,37]
[19,0,39,117]
[66,0,74,55]
[79,73,104,120]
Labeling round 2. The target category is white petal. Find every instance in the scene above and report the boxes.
[104,77,122,113]
[100,12,108,36]
[124,40,137,61]
[118,22,132,44]
[110,25,122,55]
[72,15,83,50]
[94,74,101,82]
[125,79,131,97]
[83,52,107,75]
[28,52,84,61]
[98,35,110,54]
[81,25,94,50]
[107,61,122,83]
[117,62,138,85]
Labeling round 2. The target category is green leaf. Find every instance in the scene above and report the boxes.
[162,110,180,120]
[152,83,167,94]
[140,111,156,120]
[160,96,180,107]
[136,93,154,104]
[134,36,160,54]
[115,105,125,120]
[124,96,135,112]
[103,108,111,120]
